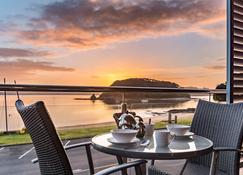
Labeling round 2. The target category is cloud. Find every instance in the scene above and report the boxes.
[0,59,74,75]
[0,59,75,83]
[17,0,225,49]
[0,48,51,58]
[204,57,226,70]
[215,57,225,62]
[196,20,226,38]
[204,65,226,70]
[134,63,225,88]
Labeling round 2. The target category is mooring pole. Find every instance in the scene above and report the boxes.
[4,78,8,133]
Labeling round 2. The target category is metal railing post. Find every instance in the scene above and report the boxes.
[122,92,125,103]
[226,0,233,104]
[3,78,8,133]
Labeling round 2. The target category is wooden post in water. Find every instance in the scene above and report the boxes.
[122,92,125,103]
[4,78,8,133]
[175,115,178,124]
[168,112,172,124]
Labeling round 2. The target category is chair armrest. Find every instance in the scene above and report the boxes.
[64,141,94,173]
[64,141,92,150]
[31,158,38,164]
[210,147,243,175]
[31,141,92,164]
[94,160,147,175]
[213,147,243,153]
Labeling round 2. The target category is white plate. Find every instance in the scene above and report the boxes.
[107,137,140,145]
[172,132,194,137]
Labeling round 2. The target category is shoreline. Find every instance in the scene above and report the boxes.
[0,116,193,146]
[57,113,194,130]
[0,113,194,132]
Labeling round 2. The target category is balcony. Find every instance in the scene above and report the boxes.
[0,0,243,174]
[0,84,234,175]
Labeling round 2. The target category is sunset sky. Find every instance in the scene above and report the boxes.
[0,0,226,88]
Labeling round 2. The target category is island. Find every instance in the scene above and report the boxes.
[98,78,190,104]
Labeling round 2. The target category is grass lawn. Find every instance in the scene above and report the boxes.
[0,118,192,146]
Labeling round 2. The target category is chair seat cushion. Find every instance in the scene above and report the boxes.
[153,160,227,175]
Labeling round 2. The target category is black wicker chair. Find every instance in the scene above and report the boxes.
[150,100,243,175]
[15,99,146,175]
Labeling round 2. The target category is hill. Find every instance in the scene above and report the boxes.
[110,78,179,88]
[98,78,190,104]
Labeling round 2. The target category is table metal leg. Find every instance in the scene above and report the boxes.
[116,156,128,175]
[135,162,146,175]
[135,164,143,175]
[116,156,147,175]
[209,151,219,175]
[179,160,188,175]
[141,161,147,175]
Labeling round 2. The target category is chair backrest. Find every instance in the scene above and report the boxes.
[15,100,73,175]
[190,100,243,175]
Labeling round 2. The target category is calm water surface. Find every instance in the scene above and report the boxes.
[0,94,212,131]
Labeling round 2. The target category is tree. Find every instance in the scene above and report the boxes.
[213,82,226,102]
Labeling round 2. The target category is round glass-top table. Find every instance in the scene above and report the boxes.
[92,133,213,160]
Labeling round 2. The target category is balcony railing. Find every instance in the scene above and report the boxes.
[0,84,225,132]
[0,84,225,93]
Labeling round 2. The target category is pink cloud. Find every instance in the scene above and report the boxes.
[0,48,51,58]
[0,59,75,83]
[0,59,74,79]
[204,65,226,70]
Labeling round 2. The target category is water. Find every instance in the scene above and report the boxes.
[0,93,211,131]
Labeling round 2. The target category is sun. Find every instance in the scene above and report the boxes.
[102,73,132,85]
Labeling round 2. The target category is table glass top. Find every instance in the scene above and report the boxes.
[92,133,213,159]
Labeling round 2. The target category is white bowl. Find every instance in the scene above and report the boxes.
[111,129,138,143]
[166,124,190,135]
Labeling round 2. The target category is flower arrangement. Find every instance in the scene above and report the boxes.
[118,113,145,139]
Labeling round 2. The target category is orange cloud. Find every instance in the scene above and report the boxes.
[16,0,225,49]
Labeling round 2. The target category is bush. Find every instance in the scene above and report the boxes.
[213,83,226,102]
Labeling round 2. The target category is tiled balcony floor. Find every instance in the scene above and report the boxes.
[0,138,242,175]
